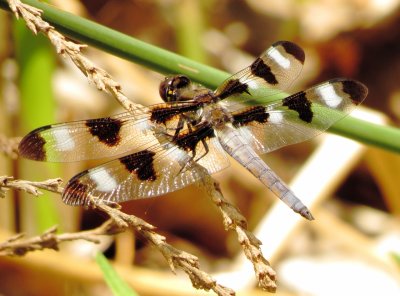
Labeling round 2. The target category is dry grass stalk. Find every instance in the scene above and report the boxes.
[0,177,235,295]
[0,176,63,197]
[8,0,143,114]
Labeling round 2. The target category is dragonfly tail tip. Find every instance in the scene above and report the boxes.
[300,208,315,221]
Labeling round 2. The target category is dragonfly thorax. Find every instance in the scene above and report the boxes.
[203,104,232,129]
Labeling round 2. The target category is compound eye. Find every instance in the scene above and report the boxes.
[173,75,190,89]
[159,77,174,102]
[159,75,191,102]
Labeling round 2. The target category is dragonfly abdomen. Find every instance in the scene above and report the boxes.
[219,126,314,220]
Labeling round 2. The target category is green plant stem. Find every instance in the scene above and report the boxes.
[1,0,400,153]
[175,0,208,63]
[14,15,61,232]
[330,116,400,150]
[95,253,139,296]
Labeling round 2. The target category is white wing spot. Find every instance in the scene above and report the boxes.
[52,128,75,151]
[244,79,259,90]
[318,84,343,108]
[269,112,284,124]
[89,169,118,192]
[268,49,290,69]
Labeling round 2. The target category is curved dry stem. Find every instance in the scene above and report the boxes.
[0,176,63,197]
[200,168,277,292]
[7,0,142,113]
[0,178,235,295]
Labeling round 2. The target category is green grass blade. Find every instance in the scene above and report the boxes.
[330,115,400,151]
[95,252,139,296]
[14,16,61,232]
[1,0,400,154]
[175,0,208,63]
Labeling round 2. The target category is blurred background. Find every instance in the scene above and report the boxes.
[0,0,400,295]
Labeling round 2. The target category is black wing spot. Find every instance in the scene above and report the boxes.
[62,172,90,206]
[283,91,313,123]
[18,127,48,161]
[276,41,305,64]
[232,106,270,127]
[250,57,278,85]
[341,80,368,103]
[218,79,249,99]
[120,150,156,181]
[86,117,122,147]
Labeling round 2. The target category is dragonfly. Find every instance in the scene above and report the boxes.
[18,41,368,220]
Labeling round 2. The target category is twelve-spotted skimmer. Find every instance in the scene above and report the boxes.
[18,41,368,220]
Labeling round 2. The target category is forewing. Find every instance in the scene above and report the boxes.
[215,41,305,103]
[232,79,368,154]
[18,101,203,162]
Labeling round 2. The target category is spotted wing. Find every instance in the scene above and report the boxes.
[61,122,229,206]
[230,79,368,154]
[18,101,204,162]
[215,41,305,103]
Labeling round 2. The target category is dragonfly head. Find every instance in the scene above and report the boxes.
[159,75,191,102]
